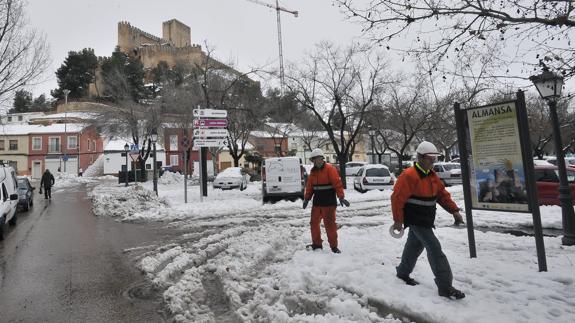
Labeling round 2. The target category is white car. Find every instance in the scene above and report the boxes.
[346,161,368,176]
[353,164,395,193]
[213,167,249,191]
[433,162,462,186]
[0,165,19,241]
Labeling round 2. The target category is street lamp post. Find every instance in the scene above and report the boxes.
[368,128,376,164]
[124,143,129,187]
[151,128,158,196]
[63,89,70,173]
[530,68,575,246]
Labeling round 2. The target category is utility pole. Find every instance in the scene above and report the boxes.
[245,0,298,93]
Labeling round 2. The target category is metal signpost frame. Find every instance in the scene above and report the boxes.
[181,136,189,204]
[454,92,547,272]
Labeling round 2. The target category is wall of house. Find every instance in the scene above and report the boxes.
[103,151,166,175]
[249,137,288,158]
[0,135,30,175]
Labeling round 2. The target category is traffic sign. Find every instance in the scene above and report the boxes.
[193,119,228,128]
[193,138,229,148]
[62,154,69,162]
[193,109,227,118]
[193,129,228,138]
[130,144,139,153]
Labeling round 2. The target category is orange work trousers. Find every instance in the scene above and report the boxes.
[310,206,338,248]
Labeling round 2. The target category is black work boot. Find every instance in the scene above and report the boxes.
[438,286,466,300]
[397,275,419,286]
[331,247,341,254]
[306,244,323,250]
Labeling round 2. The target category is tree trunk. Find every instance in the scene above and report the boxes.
[338,154,347,189]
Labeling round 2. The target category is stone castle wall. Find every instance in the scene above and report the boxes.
[118,21,166,53]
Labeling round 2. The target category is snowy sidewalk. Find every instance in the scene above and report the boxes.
[89,176,575,322]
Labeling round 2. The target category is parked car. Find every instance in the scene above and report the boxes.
[262,157,305,203]
[546,157,575,168]
[0,165,20,240]
[433,162,462,186]
[346,161,368,176]
[213,167,250,190]
[353,164,395,193]
[17,177,35,211]
[534,165,575,206]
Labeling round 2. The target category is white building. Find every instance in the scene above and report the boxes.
[1,112,46,125]
[103,138,166,176]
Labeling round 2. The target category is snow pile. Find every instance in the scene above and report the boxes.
[159,172,185,185]
[53,172,97,190]
[91,185,169,219]
[83,154,104,177]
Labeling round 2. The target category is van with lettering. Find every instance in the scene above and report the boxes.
[262,157,305,203]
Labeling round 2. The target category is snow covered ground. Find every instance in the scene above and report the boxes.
[89,174,575,323]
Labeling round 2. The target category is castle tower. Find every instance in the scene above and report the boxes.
[162,19,191,48]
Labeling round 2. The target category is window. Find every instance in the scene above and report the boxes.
[18,116,23,121]
[535,170,559,182]
[9,140,18,150]
[49,137,61,152]
[170,155,179,166]
[366,168,390,177]
[274,144,281,154]
[32,137,42,150]
[67,136,78,149]
[170,135,178,150]
[7,116,11,122]
[2,183,7,202]
[0,140,4,151]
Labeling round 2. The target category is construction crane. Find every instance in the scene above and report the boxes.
[245,0,298,93]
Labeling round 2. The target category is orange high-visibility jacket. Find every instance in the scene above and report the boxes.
[305,163,345,207]
[391,165,459,228]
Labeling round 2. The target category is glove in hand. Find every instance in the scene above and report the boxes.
[339,198,350,207]
[303,199,310,209]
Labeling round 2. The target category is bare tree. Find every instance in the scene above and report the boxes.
[286,42,388,187]
[337,0,575,77]
[0,0,49,105]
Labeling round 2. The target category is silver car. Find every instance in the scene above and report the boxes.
[353,164,395,193]
[213,167,249,191]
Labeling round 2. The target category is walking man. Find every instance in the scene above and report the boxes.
[391,141,466,300]
[303,148,350,253]
[40,169,55,199]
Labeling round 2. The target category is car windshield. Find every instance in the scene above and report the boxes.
[443,164,460,171]
[568,159,575,166]
[365,168,390,177]
[17,180,27,189]
[219,168,241,177]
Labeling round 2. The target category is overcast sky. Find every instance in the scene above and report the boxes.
[26,0,365,97]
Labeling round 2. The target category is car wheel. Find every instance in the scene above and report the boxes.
[359,185,367,194]
[30,198,33,206]
[8,212,17,226]
[441,179,449,187]
[24,200,30,211]
[0,216,4,241]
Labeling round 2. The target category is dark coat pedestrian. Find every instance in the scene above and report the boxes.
[40,169,55,199]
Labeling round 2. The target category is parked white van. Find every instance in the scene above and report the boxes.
[433,162,462,186]
[0,164,20,240]
[262,157,305,203]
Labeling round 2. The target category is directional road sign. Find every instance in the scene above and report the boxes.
[193,129,228,138]
[193,109,227,118]
[193,119,228,128]
[193,138,229,148]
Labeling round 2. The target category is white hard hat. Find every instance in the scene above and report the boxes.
[416,141,442,156]
[309,148,324,160]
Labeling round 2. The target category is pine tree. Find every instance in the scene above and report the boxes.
[100,47,146,102]
[52,48,98,100]
[9,90,32,113]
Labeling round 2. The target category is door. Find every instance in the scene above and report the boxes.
[32,161,42,179]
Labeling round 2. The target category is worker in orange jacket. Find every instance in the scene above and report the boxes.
[303,148,350,253]
[391,141,466,300]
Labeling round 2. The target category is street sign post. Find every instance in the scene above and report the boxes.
[193,119,228,128]
[193,138,229,148]
[193,129,229,138]
[193,109,228,118]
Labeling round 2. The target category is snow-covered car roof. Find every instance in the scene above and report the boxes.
[217,167,243,177]
[360,164,390,170]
